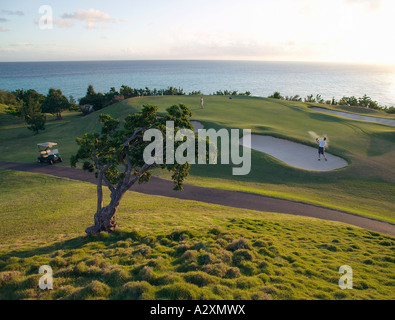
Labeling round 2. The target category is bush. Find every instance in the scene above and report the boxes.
[153,273,183,286]
[69,281,111,300]
[201,263,227,278]
[238,261,256,276]
[236,276,262,289]
[225,267,241,279]
[167,230,196,242]
[134,245,151,257]
[226,238,251,251]
[183,271,218,287]
[198,252,216,265]
[138,266,155,282]
[102,267,130,286]
[268,92,283,99]
[232,250,254,265]
[179,250,199,262]
[156,283,199,300]
[0,271,22,286]
[118,281,154,300]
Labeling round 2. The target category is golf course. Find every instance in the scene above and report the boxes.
[0,95,394,300]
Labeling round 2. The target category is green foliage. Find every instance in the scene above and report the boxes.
[41,88,70,120]
[23,99,46,134]
[268,92,283,99]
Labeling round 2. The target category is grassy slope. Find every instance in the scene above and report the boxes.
[0,169,394,300]
[0,97,394,223]
[305,103,395,118]
[129,96,395,223]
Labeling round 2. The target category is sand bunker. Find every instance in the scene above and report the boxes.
[190,121,204,133]
[240,134,348,172]
[310,107,395,126]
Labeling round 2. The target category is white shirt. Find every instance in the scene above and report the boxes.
[319,140,326,148]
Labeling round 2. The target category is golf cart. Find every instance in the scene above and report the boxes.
[37,142,62,165]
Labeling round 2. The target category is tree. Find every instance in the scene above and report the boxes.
[71,104,204,235]
[79,85,105,111]
[11,89,45,118]
[268,92,283,99]
[69,95,79,111]
[23,98,46,134]
[42,88,70,120]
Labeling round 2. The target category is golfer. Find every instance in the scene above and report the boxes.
[316,137,328,161]
[200,97,204,109]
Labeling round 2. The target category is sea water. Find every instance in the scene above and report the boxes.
[0,60,394,106]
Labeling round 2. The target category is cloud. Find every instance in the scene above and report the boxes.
[343,0,383,10]
[0,18,9,22]
[0,26,9,32]
[1,10,24,16]
[62,8,114,28]
[9,42,33,47]
[53,18,75,29]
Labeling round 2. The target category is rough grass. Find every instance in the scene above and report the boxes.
[0,170,394,300]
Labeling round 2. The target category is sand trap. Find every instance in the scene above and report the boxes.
[240,134,348,172]
[310,107,395,126]
[190,121,204,133]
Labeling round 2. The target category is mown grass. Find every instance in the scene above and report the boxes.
[0,169,394,300]
[0,96,394,223]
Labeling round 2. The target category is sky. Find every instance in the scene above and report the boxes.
[0,0,394,64]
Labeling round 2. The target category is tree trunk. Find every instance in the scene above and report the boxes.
[85,189,124,235]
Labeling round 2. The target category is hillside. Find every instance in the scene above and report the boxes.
[0,169,394,300]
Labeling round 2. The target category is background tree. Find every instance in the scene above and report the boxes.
[41,88,70,120]
[268,91,283,99]
[23,98,46,134]
[68,95,79,111]
[71,104,205,235]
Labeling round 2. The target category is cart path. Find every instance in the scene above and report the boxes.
[1,161,394,237]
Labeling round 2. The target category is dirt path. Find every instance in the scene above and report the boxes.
[1,161,394,237]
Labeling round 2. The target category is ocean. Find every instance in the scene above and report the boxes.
[0,60,394,107]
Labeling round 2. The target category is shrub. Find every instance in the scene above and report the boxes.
[210,285,233,299]
[118,281,154,300]
[102,267,130,286]
[134,245,151,257]
[138,266,155,283]
[238,261,256,276]
[73,262,89,275]
[179,250,198,262]
[153,273,183,286]
[183,271,218,287]
[226,238,251,251]
[208,228,223,236]
[69,281,111,300]
[216,239,228,248]
[236,276,262,289]
[174,243,190,256]
[141,236,156,246]
[232,250,254,265]
[198,252,216,265]
[159,237,171,245]
[250,291,272,300]
[156,283,199,300]
[201,263,227,278]
[167,230,196,242]
[225,267,241,279]
[114,240,130,248]
[0,271,22,286]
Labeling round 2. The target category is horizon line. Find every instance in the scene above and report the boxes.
[0,58,394,68]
